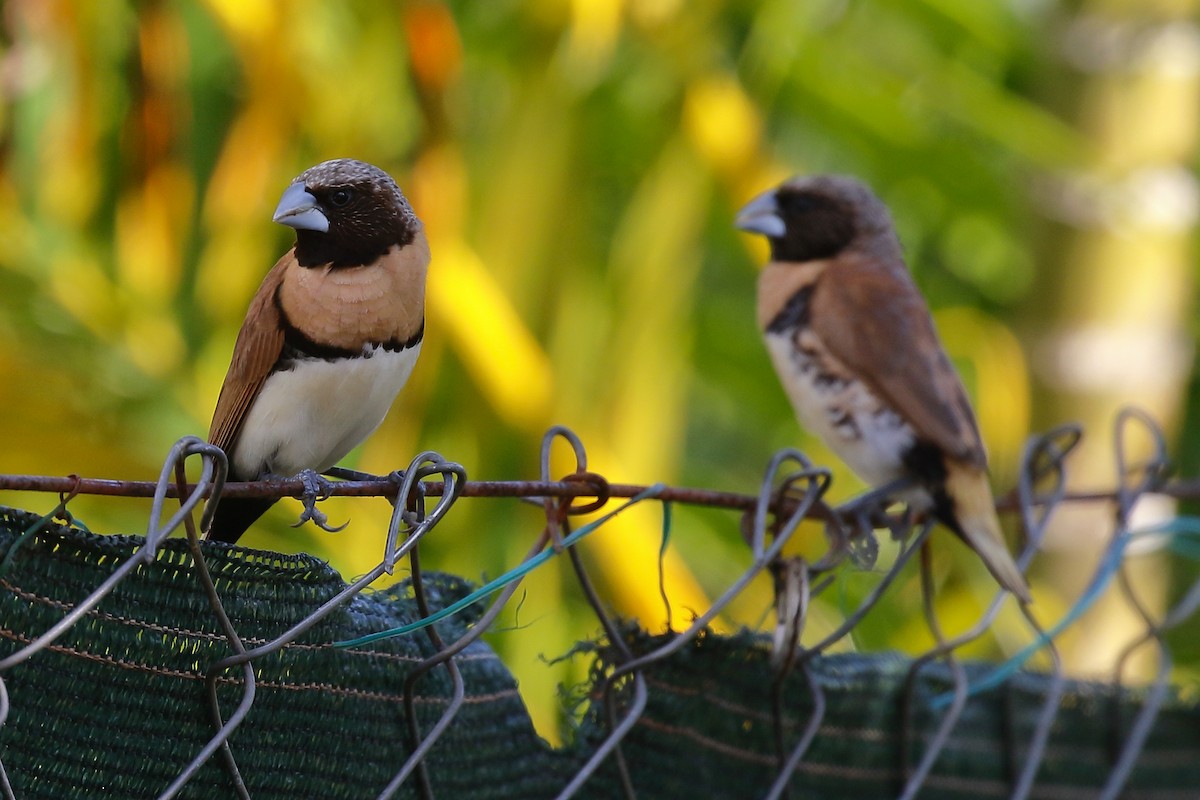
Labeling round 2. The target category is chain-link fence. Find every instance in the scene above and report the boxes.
[0,410,1196,798]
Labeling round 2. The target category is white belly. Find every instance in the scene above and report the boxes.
[231,344,420,479]
[765,332,915,489]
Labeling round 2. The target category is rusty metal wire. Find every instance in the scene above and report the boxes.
[0,411,1195,798]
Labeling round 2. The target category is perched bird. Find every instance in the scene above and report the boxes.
[204,158,430,543]
[735,175,1031,602]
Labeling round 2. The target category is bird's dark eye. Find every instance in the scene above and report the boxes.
[780,192,826,215]
[329,188,353,207]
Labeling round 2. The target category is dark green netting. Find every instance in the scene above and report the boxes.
[0,507,575,798]
[0,505,1197,799]
[578,631,1200,799]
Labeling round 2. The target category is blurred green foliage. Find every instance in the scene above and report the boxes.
[0,0,1195,740]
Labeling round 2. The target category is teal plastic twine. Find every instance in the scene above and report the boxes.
[0,499,88,579]
[929,519,1200,710]
[657,501,673,628]
[334,483,667,648]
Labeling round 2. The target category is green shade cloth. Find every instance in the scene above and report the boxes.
[0,506,1196,799]
[580,630,1200,799]
[0,507,571,798]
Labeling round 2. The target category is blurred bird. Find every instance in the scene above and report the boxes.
[204,159,430,544]
[735,175,1031,602]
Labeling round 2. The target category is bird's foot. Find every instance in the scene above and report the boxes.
[322,466,407,507]
[832,478,917,568]
[834,493,891,537]
[835,478,916,529]
[287,469,349,533]
[829,501,887,570]
[323,466,379,482]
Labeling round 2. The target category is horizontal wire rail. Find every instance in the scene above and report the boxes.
[2,471,1198,509]
[0,410,1193,800]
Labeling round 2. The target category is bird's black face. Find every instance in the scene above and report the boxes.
[767,188,857,263]
[297,180,414,268]
[276,159,419,269]
[736,177,876,264]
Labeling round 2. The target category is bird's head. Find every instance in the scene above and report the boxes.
[735,175,894,263]
[273,158,421,268]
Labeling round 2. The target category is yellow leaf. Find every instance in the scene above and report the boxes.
[684,75,763,175]
[203,0,276,39]
[427,239,554,430]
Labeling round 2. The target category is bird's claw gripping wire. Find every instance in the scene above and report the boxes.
[288,469,348,532]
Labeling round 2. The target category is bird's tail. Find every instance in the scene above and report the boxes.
[203,497,277,544]
[944,464,1032,603]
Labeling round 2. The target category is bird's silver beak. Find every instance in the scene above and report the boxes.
[735,191,785,238]
[273,182,330,233]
